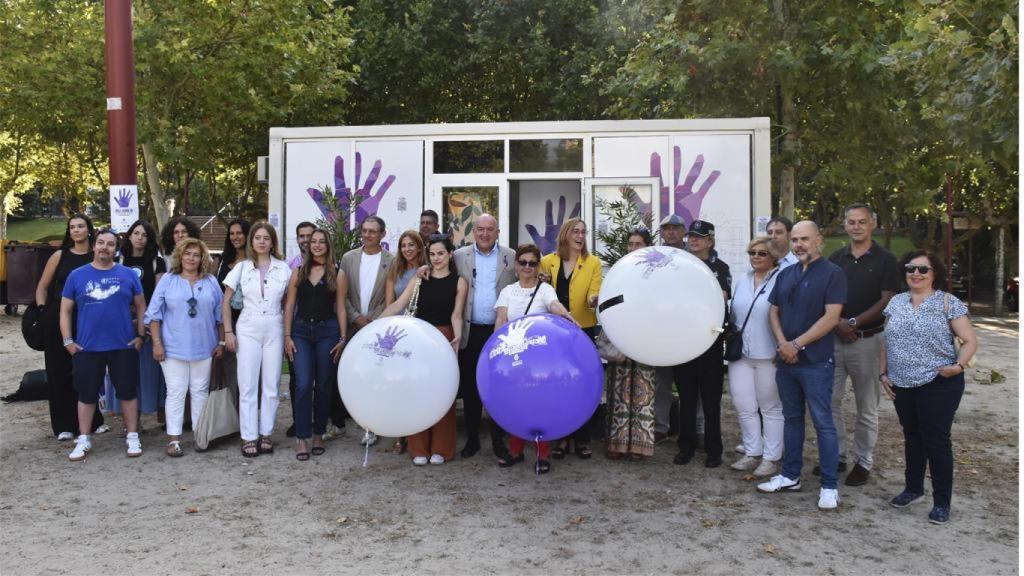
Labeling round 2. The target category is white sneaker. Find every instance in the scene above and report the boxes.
[429,454,445,465]
[734,443,745,455]
[360,430,378,446]
[818,488,840,510]
[757,474,801,493]
[57,432,75,441]
[323,424,347,441]
[730,455,759,471]
[752,459,777,478]
[412,456,428,466]
[94,424,111,434]
[69,435,91,461]
[126,432,143,457]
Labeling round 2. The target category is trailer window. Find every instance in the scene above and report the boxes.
[433,141,504,174]
[509,139,583,172]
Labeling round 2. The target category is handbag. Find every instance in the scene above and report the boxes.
[724,269,777,362]
[595,326,626,363]
[194,355,240,450]
[943,292,975,368]
[21,303,46,352]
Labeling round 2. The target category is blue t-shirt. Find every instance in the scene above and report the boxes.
[62,263,143,352]
[768,257,847,364]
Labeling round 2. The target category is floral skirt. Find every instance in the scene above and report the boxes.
[606,360,656,457]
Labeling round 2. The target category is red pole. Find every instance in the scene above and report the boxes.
[104,0,137,188]
[945,174,954,293]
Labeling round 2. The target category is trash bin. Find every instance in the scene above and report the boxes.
[2,241,58,305]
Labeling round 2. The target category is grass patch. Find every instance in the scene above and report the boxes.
[5,218,67,242]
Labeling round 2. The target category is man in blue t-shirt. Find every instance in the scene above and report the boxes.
[60,229,146,461]
[756,220,846,511]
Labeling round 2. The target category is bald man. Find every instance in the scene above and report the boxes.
[757,221,846,512]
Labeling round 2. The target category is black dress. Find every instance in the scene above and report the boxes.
[43,249,104,435]
[415,273,458,327]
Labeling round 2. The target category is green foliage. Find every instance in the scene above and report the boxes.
[311,186,364,260]
[594,187,658,267]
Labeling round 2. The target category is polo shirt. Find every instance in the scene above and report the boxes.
[768,257,847,364]
[827,242,900,330]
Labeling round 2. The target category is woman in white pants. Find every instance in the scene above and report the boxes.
[145,238,224,456]
[728,236,784,477]
[222,222,291,458]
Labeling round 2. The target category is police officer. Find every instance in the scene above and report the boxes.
[673,219,731,468]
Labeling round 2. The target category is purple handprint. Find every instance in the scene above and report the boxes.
[525,195,581,255]
[306,153,396,231]
[375,326,407,352]
[649,146,721,228]
[114,189,133,208]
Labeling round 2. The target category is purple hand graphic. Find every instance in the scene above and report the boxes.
[525,195,581,255]
[375,326,407,351]
[306,153,396,231]
[649,146,721,228]
[114,189,133,208]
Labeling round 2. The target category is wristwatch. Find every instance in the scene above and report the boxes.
[62,337,74,347]
[878,372,887,382]
[847,317,858,327]
[218,340,226,347]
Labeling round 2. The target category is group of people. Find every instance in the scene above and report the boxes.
[34,203,977,524]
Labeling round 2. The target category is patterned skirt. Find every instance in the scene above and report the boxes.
[606,360,656,457]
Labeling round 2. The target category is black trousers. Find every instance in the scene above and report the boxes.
[675,335,724,460]
[459,323,505,449]
[893,373,964,508]
[43,311,102,436]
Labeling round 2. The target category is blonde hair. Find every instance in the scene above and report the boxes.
[170,238,213,276]
[387,230,426,286]
[297,229,338,291]
[747,235,782,262]
[555,218,589,260]
[247,221,284,262]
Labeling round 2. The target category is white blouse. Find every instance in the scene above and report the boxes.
[222,258,290,318]
[729,268,781,360]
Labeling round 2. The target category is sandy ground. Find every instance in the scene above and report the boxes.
[0,312,1018,575]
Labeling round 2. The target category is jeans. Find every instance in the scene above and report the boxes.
[291,317,340,440]
[777,360,839,489]
[893,373,964,508]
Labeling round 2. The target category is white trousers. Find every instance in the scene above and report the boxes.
[728,357,783,461]
[236,313,284,441]
[160,357,212,437]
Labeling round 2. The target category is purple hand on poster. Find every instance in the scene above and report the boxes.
[649,146,721,228]
[306,153,396,231]
[525,195,581,255]
[114,189,134,208]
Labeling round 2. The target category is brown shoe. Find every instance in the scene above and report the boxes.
[844,463,870,486]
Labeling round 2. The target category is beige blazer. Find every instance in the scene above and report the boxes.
[339,247,395,332]
[452,243,517,349]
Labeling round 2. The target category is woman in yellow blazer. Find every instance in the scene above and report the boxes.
[539,218,603,459]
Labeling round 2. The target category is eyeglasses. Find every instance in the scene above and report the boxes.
[517,260,539,268]
[747,250,770,257]
[904,265,932,274]
[187,297,198,318]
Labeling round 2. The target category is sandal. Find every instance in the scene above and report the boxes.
[575,443,593,460]
[311,437,326,456]
[166,440,183,458]
[295,439,310,461]
[498,453,525,468]
[535,459,551,474]
[258,436,274,454]
[241,440,258,458]
[551,441,568,460]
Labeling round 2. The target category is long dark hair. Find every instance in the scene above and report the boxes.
[297,229,338,291]
[60,213,95,251]
[160,216,201,255]
[426,234,458,275]
[120,219,159,260]
[221,218,251,266]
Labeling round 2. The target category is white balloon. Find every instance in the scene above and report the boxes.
[597,246,726,366]
[338,315,459,437]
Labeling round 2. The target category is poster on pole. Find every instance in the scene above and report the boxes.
[109,185,139,233]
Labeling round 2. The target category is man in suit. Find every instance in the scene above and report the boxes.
[339,215,395,446]
[451,214,517,458]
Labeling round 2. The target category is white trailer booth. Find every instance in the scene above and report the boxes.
[267,118,771,275]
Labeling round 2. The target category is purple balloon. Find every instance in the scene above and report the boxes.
[477,314,603,441]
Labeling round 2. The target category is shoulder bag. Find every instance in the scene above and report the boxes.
[724,269,777,362]
[943,292,975,368]
[194,355,240,450]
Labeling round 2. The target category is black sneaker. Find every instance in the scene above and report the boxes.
[812,462,847,476]
[928,505,950,525]
[704,457,722,469]
[672,452,693,465]
[889,491,925,508]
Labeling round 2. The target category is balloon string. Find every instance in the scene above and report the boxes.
[363,438,369,468]
[534,434,541,476]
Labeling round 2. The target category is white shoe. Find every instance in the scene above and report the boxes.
[57,432,75,441]
[752,459,777,478]
[429,454,445,465]
[323,424,347,440]
[412,456,428,466]
[94,424,111,434]
[730,455,759,471]
[818,488,840,510]
[734,443,745,455]
[69,435,91,461]
[360,430,378,446]
[126,432,143,457]
[757,474,801,493]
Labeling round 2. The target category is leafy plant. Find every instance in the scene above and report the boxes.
[594,186,658,267]
[311,184,364,261]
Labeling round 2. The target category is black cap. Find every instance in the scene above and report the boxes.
[687,220,715,237]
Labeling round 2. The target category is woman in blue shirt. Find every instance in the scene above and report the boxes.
[145,238,224,457]
[880,250,977,525]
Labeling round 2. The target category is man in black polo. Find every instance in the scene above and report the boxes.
[673,219,731,468]
[825,203,900,486]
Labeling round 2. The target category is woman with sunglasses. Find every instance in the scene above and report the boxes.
[727,236,784,477]
[880,250,977,525]
[494,243,574,473]
[145,238,224,456]
[381,234,468,466]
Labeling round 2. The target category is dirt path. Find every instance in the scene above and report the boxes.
[0,313,1017,575]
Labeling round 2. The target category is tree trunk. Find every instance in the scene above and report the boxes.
[773,0,796,220]
[141,143,169,230]
[994,224,1005,316]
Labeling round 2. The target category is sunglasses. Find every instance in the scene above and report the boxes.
[747,250,771,257]
[187,297,198,318]
[517,259,539,268]
[904,265,932,274]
